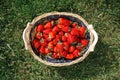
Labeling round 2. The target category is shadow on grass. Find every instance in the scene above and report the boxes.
[48,39,119,79]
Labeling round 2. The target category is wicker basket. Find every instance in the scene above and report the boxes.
[23,12,98,67]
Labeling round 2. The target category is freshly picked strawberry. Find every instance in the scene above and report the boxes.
[58,18,71,26]
[33,39,41,49]
[63,42,70,51]
[40,38,48,46]
[43,29,52,34]
[79,26,86,37]
[62,35,67,42]
[45,48,51,54]
[72,22,77,28]
[59,51,67,58]
[44,21,54,29]
[48,31,56,40]
[48,41,54,49]
[52,25,60,33]
[38,46,45,54]
[35,32,42,39]
[69,46,75,53]
[56,42,64,52]
[67,33,77,44]
[70,27,79,36]
[53,52,59,59]
[36,24,44,32]
[81,39,88,47]
[65,53,74,60]
[61,26,70,33]
[73,49,80,57]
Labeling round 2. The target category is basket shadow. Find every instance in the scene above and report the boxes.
[49,39,119,79]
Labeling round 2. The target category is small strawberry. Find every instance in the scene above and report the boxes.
[56,42,64,52]
[59,51,67,58]
[65,53,74,60]
[43,29,52,34]
[62,35,67,42]
[73,49,80,57]
[63,42,70,51]
[43,34,48,39]
[70,27,79,36]
[45,48,50,54]
[48,41,54,49]
[61,26,70,32]
[36,24,44,32]
[53,52,59,59]
[79,26,86,37]
[53,46,58,53]
[59,18,71,26]
[35,32,42,39]
[53,39,58,45]
[40,38,48,46]
[52,25,60,33]
[59,31,64,36]
[44,21,53,29]
[67,33,76,44]
[38,46,45,54]
[72,22,77,28]
[48,31,56,40]
[81,39,88,47]
[69,46,75,53]
[33,39,40,48]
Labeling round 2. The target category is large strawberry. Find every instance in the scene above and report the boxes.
[67,33,77,44]
[48,41,54,49]
[36,24,44,32]
[61,26,70,33]
[73,49,80,57]
[43,29,52,34]
[48,31,56,40]
[44,21,54,29]
[40,38,48,46]
[59,18,71,26]
[69,46,75,53]
[52,25,60,33]
[79,26,86,37]
[70,27,79,36]
[65,53,74,60]
[33,39,41,49]
[35,32,42,39]
[81,39,88,47]
[38,46,45,54]
[62,35,67,42]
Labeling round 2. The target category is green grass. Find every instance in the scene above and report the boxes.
[0,0,120,80]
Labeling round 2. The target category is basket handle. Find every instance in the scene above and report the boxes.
[22,22,31,50]
[87,24,98,52]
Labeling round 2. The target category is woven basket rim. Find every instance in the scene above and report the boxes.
[26,12,94,67]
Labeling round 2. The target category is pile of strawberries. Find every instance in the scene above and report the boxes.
[33,18,88,60]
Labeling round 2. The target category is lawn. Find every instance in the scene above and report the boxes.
[0,0,120,80]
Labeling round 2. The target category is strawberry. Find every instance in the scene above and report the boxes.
[59,51,67,58]
[53,46,58,53]
[57,24,64,28]
[40,38,48,46]
[45,48,50,54]
[63,42,70,51]
[52,25,60,33]
[43,34,48,39]
[48,31,56,40]
[36,24,44,32]
[53,39,58,45]
[72,22,77,28]
[69,46,75,53]
[65,53,74,60]
[33,39,41,48]
[67,33,76,44]
[44,21,53,29]
[35,32,42,39]
[81,39,88,47]
[61,26,70,32]
[79,27,86,37]
[59,18,71,26]
[73,49,80,57]
[38,46,45,54]
[43,29,52,34]
[48,41,54,49]
[53,52,59,59]
[56,42,64,52]
[59,31,64,36]
[62,35,67,42]
[70,27,79,36]
[76,43,81,50]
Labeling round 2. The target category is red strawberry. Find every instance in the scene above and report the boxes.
[79,27,86,37]
[72,22,77,28]
[44,21,53,29]
[81,39,88,47]
[70,27,79,36]
[59,51,67,58]
[65,54,74,60]
[59,31,64,36]
[55,34,61,40]
[38,46,45,54]
[57,24,64,28]
[43,34,48,39]
[53,53,59,59]
[76,43,81,50]
[52,25,60,33]
[63,42,70,51]
[67,33,76,44]
[62,35,67,42]
[61,26,70,32]
[33,39,40,48]
[53,39,58,45]
[36,24,44,32]
[56,42,64,52]
[48,31,56,40]
[35,32,42,39]
[45,48,50,54]
[59,18,71,26]
[53,46,58,53]
[73,49,80,58]
[43,29,52,34]
[40,38,48,46]
[48,41,54,49]
[69,46,75,53]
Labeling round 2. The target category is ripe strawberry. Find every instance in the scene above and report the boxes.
[53,39,58,45]
[36,24,44,32]
[48,41,54,49]
[40,38,48,46]
[73,49,80,57]
[79,27,86,37]
[43,34,48,39]
[53,46,58,53]
[81,39,88,47]
[38,46,45,54]
[63,42,69,51]
[52,25,60,33]
[65,54,74,60]
[72,22,77,28]
[59,51,67,58]
[62,35,67,42]
[35,32,42,39]
[45,48,50,54]
[59,18,71,26]
[56,42,64,52]
[69,46,75,53]
[61,26,70,32]
[43,29,52,34]
[59,31,64,36]
[33,39,40,48]
[53,53,59,59]
[70,27,79,36]
[48,31,56,40]
[67,33,76,44]
[57,24,64,28]
[44,21,53,29]
[76,43,81,50]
